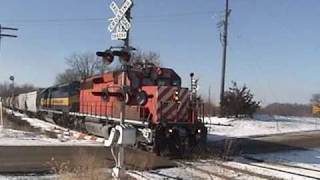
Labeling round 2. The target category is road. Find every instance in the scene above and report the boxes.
[208,130,320,155]
[0,114,175,174]
[2,111,320,175]
[0,146,175,174]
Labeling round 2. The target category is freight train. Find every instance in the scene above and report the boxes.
[1,63,207,156]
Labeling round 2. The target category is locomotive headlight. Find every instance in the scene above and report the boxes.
[173,90,179,101]
[168,129,173,133]
[197,129,201,134]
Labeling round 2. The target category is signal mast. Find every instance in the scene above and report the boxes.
[98,0,135,179]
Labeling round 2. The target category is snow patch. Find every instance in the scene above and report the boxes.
[205,115,320,141]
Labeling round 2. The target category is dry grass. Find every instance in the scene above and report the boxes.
[48,150,112,180]
[222,139,234,161]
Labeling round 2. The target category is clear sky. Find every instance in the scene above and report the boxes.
[0,0,319,105]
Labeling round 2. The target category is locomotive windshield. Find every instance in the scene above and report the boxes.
[141,68,181,87]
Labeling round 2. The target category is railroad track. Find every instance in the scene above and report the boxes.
[177,160,280,180]
[178,156,320,180]
[240,155,320,180]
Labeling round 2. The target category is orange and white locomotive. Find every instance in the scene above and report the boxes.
[1,49,207,156]
[78,58,207,155]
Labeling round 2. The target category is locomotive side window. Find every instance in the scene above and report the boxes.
[172,79,181,86]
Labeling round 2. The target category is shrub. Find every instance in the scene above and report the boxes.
[220,82,260,118]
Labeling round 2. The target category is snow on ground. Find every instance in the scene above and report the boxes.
[131,153,320,180]
[5,109,66,132]
[0,175,55,180]
[0,110,102,146]
[205,114,320,141]
[129,159,301,180]
[129,166,218,180]
[0,126,100,146]
[246,147,320,170]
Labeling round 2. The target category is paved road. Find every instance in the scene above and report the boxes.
[0,113,175,174]
[0,146,175,173]
[208,130,320,155]
[1,131,320,174]
[3,111,320,174]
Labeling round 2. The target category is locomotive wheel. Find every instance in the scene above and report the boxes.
[169,130,183,157]
[190,127,208,154]
[159,141,171,157]
[159,130,183,157]
[155,126,169,156]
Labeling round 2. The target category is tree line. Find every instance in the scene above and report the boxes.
[0,82,36,97]
[55,50,161,84]
[1,49,318,118]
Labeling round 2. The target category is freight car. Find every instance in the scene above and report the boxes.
[17,93,27,112]
[25,91,39,114]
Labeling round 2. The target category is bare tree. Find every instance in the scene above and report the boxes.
[56,50,161,84]
[55,69,79,85]
[130,49,161,66]
[0,82,36,97]
[0,82,11,97]
[55,53,108,84]
[311,94,320,104]
[260,103,312,117]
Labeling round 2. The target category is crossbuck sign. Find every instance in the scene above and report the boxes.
[108,0,133,40]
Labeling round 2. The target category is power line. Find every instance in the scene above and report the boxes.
[0,11,216,24]
[0,25,18,52]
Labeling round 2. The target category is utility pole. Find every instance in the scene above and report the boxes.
[219,0,231,115]
[9,75,14,114]
[0,101,3,127]
[0,25,18,50]
[208,86,212,117]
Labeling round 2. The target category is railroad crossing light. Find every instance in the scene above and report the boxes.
[136,91,148,106]
[112,50,131,63]
[123,90,148,106]
[96,50,114,65]
[97,49,131,64]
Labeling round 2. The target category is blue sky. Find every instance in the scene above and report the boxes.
[0,0,319,105]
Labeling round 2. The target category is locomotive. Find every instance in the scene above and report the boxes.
[1,52,207,156]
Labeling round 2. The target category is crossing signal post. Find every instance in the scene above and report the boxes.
[100,0,134,179]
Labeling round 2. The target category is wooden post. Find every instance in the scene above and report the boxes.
[0,102,3,127]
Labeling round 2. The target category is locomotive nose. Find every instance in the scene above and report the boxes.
[156,86,189,122]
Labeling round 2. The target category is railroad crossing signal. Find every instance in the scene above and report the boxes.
[108,0,132,40]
